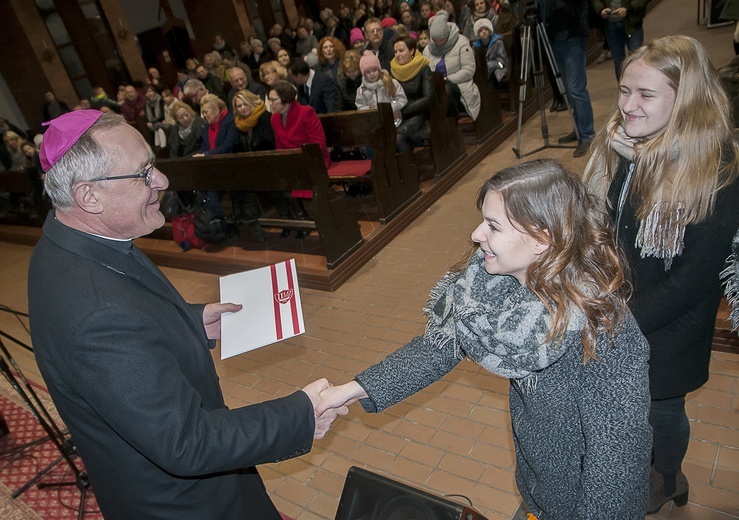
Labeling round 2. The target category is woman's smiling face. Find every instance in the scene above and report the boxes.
[618,59,676,139]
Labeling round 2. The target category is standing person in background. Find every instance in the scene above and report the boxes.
[541,0,596,157]
[29,110,347,519]
[318,159,652,520]
[584,35,739,515]
[592,0,647,80]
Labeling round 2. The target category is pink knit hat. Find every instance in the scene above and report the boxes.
[40,109,102,172]
[380,17,397,29]
[350,27,365,46]
[359,50,381,75]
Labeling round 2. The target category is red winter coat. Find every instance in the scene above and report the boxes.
[270,101,330,168]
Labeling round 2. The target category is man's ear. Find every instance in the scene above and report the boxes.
[71,182,104,214]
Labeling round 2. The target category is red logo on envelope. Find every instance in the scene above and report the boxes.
[270,262,302,341]
[275,289,293,304]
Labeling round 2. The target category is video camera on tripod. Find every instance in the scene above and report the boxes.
[519,0,541,26]
[512,0,579,158]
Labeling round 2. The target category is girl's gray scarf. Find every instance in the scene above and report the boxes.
[360,76,383,91]
[422,249,584,387]
[589,123,685,270]
[721,227,739,331]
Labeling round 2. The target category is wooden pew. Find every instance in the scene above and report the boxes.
[156,143,364,269]
[428,71,467,177]
[318,103,421,224]
[472,47,504,143]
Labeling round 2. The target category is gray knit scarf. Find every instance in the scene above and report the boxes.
[422,249,585,389]
[590,123,685,270]
[721,227,739,331]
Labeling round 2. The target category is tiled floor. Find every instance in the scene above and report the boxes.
[0,1,737,518]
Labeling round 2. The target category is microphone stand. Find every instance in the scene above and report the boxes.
[0,332,91,520]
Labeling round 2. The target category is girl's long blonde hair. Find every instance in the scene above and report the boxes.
[585,35,738,227]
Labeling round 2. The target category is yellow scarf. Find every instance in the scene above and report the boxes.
[234,101,266,132]
[390,52,430,83]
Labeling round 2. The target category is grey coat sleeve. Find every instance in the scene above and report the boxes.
[355,335,462,412]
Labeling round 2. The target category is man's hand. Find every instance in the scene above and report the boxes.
[302,379,350,439]
[202,302,242,340]
[601,7,612,18]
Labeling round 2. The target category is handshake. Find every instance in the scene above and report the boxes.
[301,379,369,439]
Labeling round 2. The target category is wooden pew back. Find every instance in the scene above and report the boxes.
[428,71,466,177]
[157,143,364,268]
[319,103,420,223]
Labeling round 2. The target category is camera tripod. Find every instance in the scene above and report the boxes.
[512,11,579,158]
[0,307,91,520]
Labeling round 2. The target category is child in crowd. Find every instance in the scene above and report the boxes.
[417,29,430,53]
[318,159,653,519]
[355,50,407,126]
[472,18,508,89]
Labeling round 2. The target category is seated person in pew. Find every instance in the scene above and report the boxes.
[472,18,508,90]
[258,61,289,112]
[193,94,239,235]
[167,101,206,209]
[231,90,274,232]
[334,50,363,111]
[355,51,407,127]
[390,35,435,153]
[268,81,330,239]
[423,9,481,120]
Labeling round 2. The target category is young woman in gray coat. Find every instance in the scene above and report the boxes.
[319,159,652,519]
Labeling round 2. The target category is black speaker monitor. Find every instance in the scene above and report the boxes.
[335,466,489,520]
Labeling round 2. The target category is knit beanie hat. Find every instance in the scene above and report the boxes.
[473,18,494,37]
[350,27,365,46]
[429,10,451,41]
[381,17,397,29]
[359,50,381,75]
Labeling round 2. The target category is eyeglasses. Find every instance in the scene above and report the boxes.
[268,97,281,103]
[89,162,155,187]
[368,28,382,34]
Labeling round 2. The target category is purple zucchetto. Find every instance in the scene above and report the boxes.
[40,109,103,172]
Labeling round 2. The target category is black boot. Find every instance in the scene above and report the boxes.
[647,467,689,514]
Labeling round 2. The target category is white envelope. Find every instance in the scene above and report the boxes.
[219,259,305,359]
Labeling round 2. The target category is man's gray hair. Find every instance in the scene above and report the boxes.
[183,79,205,96]
[44,113,123,209]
